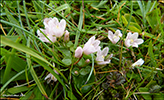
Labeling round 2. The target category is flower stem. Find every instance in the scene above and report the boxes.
[73,54,83,65]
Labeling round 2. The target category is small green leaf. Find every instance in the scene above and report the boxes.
[139,87,151,100]
[124,14,138,23]
[122,14,142,33]
[60,48,72,58]
[8,86,29,94]
[77,58,85,67]
[91,0,108,8]
[121,15,128,26]
[67,41,74,47]
[62,58,72,66]
[79,66,91,75]
[128,24,141,33]
[153,93,164,100]
[81,74,95,94]
[81,85,92,94]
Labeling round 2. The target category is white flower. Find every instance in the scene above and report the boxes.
[75,46,83,58]
[37,29,56,43]
[44,69,59,84]
[125,32,144,48]
[83,36,101,55]
[132,58,144,68]
[108,30,122,44]
[96,47,112,65]
[48,17,66,37]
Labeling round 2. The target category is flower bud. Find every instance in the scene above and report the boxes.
[85,59,90,63]
[75,47,83,58]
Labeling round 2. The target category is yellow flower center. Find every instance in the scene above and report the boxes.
[56,25,59,29]
[47,34,49,36]
[130,39,134,44]
[51,76,55,80]
[102,55,105,59]
[113,36,117,39]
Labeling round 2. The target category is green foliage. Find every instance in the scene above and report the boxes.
[73,73,95,94]
[0,0,164,100]
[8,86,29,94]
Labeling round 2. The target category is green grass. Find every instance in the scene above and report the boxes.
[0,0,164,100]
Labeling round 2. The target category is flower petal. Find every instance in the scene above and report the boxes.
[131,32,138,40]
[115,30,122,37]
[125,39,131,47]
[132,58,144,68]
[83,45,96,55]
[92,40,100,49]
[60,19,66,30]
[83,36,95,54]
[108,31,114,42]
[37,29,46,37]
[44,73,51,80]
[126,32,132,39]
[113,36,120,44]
[52,17,59,25]
[44,17,52,28]
[89,36,95,43]
[75,47,83,58]
[97,60,110,65]
[135,39,144,45]
[132,43,139,48]
[101,47,109,56]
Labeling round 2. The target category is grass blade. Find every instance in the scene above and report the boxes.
[145,0,151,14]
[85,53,94,84]
[74,5,83,48]
[0,67,30,92]
[1,36,68,85]
[148,40,156,67]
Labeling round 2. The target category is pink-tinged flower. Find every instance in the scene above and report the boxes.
[48,17,66,37]
[75,47,83,58]
[37,29,56,43]
[85,59,90,63]
[44,69,59,84]
[132,58,144,68]
[64,30,69,42]
[96,47,112,65]
[83,36,101,55]
[125,32,144,48]
[108,30,122,44]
